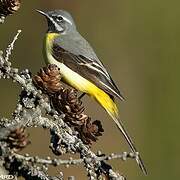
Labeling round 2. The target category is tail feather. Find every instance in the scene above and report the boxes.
[94,91,147,175]
[112,117,147,175]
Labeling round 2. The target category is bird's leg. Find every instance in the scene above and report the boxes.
[78,92,86,100]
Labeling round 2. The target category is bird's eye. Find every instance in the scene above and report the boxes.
[56,16,63,22]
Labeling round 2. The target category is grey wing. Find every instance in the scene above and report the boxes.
[53,34,125,100]
[54,32,104,66]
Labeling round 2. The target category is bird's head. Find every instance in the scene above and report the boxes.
[36,9,76,34]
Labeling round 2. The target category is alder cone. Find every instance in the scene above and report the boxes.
[33,64,62,94]
[52,89,104,145]
[34,65,104,145]
[6,127,30,152]
[0,0,21,16]
[52,88,87,125]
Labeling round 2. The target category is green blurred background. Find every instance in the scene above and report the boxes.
[0,0,179,179]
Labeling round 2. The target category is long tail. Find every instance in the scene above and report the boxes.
[94,91,147,175]
[112,116,147,175]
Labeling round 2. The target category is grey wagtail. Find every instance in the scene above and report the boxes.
[37,9,147,175]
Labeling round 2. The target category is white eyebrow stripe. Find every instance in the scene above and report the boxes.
[62,16,73,25]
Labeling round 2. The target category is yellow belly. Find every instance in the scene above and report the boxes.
[44,33,118,118]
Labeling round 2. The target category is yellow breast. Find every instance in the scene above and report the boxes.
[43,33,59,65]
[44,32,118,118]
[44,33,92,91]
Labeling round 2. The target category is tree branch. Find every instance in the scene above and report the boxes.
[0,29,137,180]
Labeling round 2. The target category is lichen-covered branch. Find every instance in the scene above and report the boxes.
[0,30,137,180]
[12,151,137,167]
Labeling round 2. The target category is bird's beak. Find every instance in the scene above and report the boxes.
[36,9,64,32]
[36,9,49,18]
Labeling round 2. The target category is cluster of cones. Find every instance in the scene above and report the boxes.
[33,64,104,145]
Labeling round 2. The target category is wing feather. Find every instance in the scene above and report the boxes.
[52,38,125,100]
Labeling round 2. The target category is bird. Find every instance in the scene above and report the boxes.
[36,9,147,175]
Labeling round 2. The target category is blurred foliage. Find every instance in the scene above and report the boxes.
[0,0,180,179]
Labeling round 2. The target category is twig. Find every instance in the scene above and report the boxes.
[5,30,21,61]
[13,152,137,167]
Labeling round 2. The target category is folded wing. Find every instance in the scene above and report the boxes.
[52,43,125,101]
